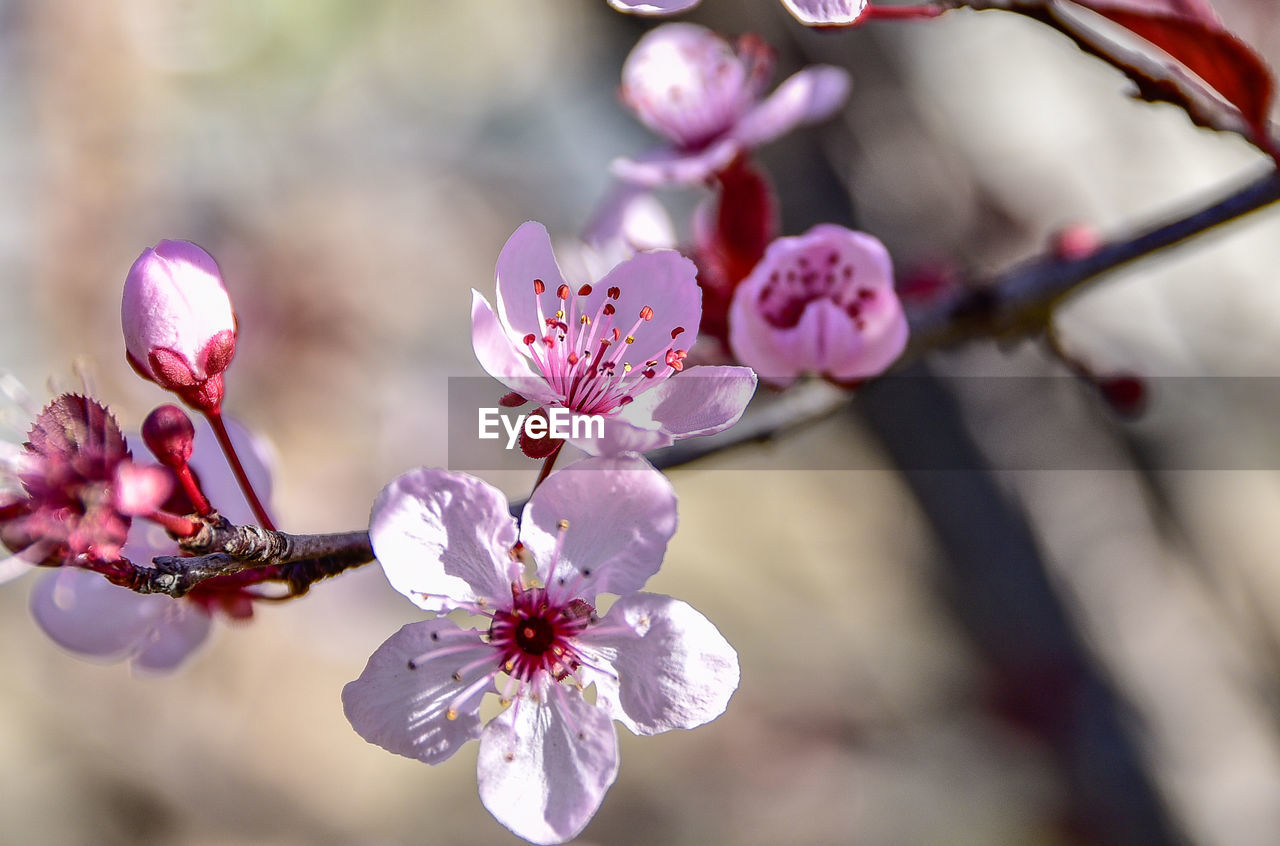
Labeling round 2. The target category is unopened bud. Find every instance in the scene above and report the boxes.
[142,404,196,469]
[122,239,237,413]
[1052,223,1103,262]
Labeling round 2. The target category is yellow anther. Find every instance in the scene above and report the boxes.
[625,335,635,344]
[445,708,458,721]
[557,519,569,531]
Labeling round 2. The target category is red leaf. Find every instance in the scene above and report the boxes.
[1060,0,1276,146]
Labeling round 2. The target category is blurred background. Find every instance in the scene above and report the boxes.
[2,0,1280,844]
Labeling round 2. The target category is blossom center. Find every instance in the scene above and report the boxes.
[522,279,687,416]
[489,585,594,683]
[757,246,877,330]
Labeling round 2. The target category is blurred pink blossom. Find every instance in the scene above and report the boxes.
[729,224,908,387]
[29,416,273,673]
[613,23,850,186]
[0,395,146,567]
[345,456,738,845]
[472,221,756,454]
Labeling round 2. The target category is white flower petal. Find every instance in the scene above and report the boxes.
[607,0,701,15]
[495,221,572,342]
[520,456,676,602]
[370,468,519,612]
[623,364,757,439]
[471,291,561,405]
[781,0,869,26]
[582,593,739,735]
[477,681,619,845]
[343,620,492,764]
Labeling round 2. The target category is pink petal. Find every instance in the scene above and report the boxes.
[580,182,677,253]
[30,567,211,670]
[731,65,852,148]
[624,364,757,439]
[806,298,909,382]
[369,468,519,612]
[131,605,214,672]
[568,415,673,456]
[494,222,572,342]
[520,456,676,602]
[589,249,702,374]
[582,593,739,735]
[610,140,740,187]
[470,291,561,405]
[607,0,701,14]
[477,680,619,845]
[343,620,491,764]
[781,0,870,26]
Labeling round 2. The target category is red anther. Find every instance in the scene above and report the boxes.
[533,279,546,295]
[611,328,621,341]
[142,404,196,469]
[639,305,654,321]
[578,284,592,296]
[523,333,537,345]
[557,284,570,300]
[665,349,686,371]
[671,326,685,338]
[567,352,580,366]
[603,303,616,316]
[607,286,621,299]
[618,395,634,406]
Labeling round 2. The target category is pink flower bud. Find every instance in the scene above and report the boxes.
[121,240,237,413]
[729,224,908,388]
[142,404,196,469]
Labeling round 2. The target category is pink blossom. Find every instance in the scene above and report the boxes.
[613,23,850,186]
[607,0,701,14]
[121,239,237,413]
[345,457,739,845]
[29,416,272,672]
[0,395,154,566]
[782,0,870,25]
[729,224,908,387]
[472,221,756,454]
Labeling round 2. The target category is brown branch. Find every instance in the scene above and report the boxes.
[117,518,374,598]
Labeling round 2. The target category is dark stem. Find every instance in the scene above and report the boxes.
[205,410,277,531]
[909,168,1280,346]
[531,443,564,494]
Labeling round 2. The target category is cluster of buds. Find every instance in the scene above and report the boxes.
[0,237,279,670]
